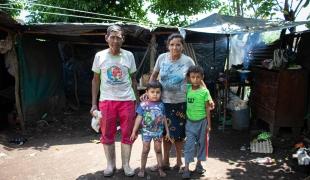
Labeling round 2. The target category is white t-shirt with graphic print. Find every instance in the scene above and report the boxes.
[92,48,136,101]
[154,53,195,103]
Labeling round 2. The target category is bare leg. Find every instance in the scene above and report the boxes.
[163,139,172,167]
[138,141,150,178]
[174,141,184,167]
[154,140,166,177]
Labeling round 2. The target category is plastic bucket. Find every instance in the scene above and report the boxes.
[232,108,249,130]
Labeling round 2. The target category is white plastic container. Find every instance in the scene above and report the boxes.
[250,139,273,154]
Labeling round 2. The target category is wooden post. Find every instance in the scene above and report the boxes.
[149,34,157,71]
[223,34,230,131]
[2,33,25,134]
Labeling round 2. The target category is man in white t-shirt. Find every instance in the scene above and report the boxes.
[90,25,137,177]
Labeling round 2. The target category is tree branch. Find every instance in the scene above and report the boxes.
[295,5,303,17]
[289,0,293,10]
[295,9,301,17]
[241,0,244,17]
[294,0,304,14]
[284,0,289,11]
[275,0,283,11]
[249,0,257,17]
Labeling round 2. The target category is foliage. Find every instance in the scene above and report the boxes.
[3,0,222,26]
[147,0,221,26]
[2,0,309,27]
[219,0,277,19]
[261,31,280,44]
[219,0,309,21]
[25,0,148,24]
[250,0,277,19]
[0,0,24,18]
[24,0,222,26]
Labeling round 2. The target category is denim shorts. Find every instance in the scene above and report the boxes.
[142,134,163,142]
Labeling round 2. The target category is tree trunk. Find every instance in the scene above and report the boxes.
[236,0,241,16]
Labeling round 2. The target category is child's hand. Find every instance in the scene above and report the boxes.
[208,100,215,110]
[130,133,137,141]
[139,93,148,102]
[165,133,173,143]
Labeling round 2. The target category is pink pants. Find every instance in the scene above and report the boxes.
[99,100,136,145]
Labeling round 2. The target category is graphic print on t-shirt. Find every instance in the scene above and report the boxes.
[137,102,165,137]
[188,97,194,103]
[142,106,163,133]
[106,65,125,84]
[160,63,185,91]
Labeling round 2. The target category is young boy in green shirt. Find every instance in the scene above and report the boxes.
[182,65,215,179]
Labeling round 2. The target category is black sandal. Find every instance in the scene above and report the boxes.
[195,164,206,174]
[150,164,170,172]
[172,165,184,173]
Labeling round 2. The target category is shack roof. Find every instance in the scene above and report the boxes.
[0,11,21,32]
[186,13,309,34]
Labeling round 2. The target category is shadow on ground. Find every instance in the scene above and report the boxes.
[207,127,309,179]
[76,167,207,180]
[1,107,309,180]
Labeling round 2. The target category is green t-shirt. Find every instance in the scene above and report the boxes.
[186,85,212,121]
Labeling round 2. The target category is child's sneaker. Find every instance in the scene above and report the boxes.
[195,164,206,174]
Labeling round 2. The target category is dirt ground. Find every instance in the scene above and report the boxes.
[0,107,309,180]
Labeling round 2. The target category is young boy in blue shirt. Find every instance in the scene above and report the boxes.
[130,81,171,178]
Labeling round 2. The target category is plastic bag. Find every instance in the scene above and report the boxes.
[91,110,102,132]
[227,93,248,111]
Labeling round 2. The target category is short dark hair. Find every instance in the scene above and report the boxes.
[146,81,162,91]
[166,33,185,46]
[106,25,123,36]
[187,65,204,77]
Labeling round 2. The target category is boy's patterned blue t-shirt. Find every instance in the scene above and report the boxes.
[136,101,166,137]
